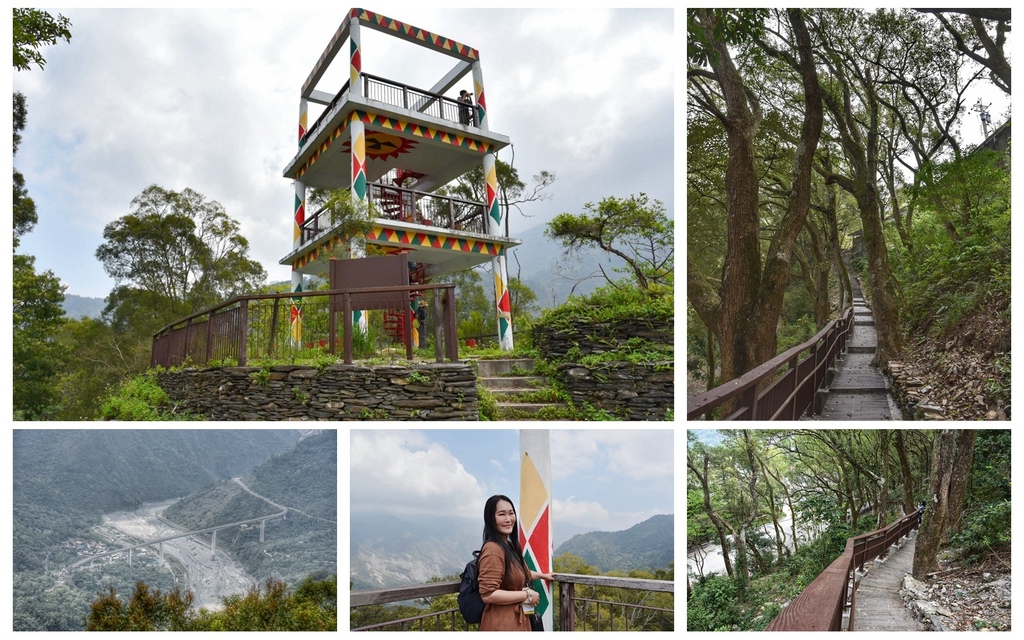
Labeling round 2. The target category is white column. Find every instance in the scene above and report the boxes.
[519,430,552,632]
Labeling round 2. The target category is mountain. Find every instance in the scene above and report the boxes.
[62,293,106,319]
[162,430,336,585]
[507,222,629,309]
[13,429,302,515]
[554,514,673,573]
[350,512,480,590]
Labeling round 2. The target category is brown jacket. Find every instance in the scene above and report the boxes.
[477,541,531,631]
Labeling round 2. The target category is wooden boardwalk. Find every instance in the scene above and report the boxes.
[852,531,923,631]
[817,284,895,420]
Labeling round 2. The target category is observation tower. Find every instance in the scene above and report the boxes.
[280,8,520,350]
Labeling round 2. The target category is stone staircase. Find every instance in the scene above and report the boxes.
[475,358,567,419]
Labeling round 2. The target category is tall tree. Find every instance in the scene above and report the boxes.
[918,9,1010,94]
[95,185,267,333]
[686,8,823,400]
[912,430,981,577]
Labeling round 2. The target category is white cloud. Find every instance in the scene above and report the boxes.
[553,496,610,528]
[350,430,486,518]
[551,429,674,481]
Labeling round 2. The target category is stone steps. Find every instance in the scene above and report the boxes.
[473,358,566,419]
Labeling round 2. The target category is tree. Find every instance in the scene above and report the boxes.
[95,185,267,333]
[918,9,1010,94]
[13,93,36,244]
[687,9,823,398]
[13,254,68,419]
[547,193,673,290]
[13,8,72,72]
[446,155,555,237]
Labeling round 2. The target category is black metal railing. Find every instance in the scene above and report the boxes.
[349,573,673,631]
[151,284,458,368]
[299,72,476,150]
[300,184,487,244]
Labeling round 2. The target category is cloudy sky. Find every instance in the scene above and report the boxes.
[348,429,675,533]
[11,5,676,299]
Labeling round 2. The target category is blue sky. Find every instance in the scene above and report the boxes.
[11,5,675,299]
[348,428,675,532]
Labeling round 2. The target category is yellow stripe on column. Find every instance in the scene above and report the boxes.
[519,452,547,530]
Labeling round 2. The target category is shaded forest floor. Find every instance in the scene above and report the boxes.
[911,549,1011,631]
[886,299,1010,420]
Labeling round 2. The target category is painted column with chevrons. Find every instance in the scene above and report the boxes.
[519,430,552,631]
[290,179,305,346]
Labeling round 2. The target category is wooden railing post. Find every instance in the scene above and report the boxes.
[206,311,215,364]
[238,299,248,366]
[343,292,353,364]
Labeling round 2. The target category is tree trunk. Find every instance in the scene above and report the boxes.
[913,429,958,579]
[687,450,734,578]
[945,430,977,539]
[895,429,917,515]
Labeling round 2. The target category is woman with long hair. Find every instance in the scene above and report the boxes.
[478,494,554,631]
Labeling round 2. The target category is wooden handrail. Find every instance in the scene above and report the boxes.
[688,306,854,420]
[764,508,923,631]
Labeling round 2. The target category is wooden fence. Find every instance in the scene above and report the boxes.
[764,508,923,631]
[688,306,854,420]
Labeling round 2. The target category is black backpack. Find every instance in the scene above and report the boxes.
[458,550,485,624]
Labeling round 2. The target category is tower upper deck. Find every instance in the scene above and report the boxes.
[283,8,511,194]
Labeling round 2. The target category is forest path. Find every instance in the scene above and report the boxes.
[852,530,924,631]
[816,282,898,420]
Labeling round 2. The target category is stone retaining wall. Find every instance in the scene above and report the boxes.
[556,362,674,420]
[157,363,478,421]
[533,319,674,420]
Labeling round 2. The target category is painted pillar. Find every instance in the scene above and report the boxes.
[291,180,306,346]
[519,430,552,632]
[350,115,368,334]
[298,97,308,148]
[471,61,488,131]
[475,61,511,350]
[349,17,362,99]
[484,152,513,350]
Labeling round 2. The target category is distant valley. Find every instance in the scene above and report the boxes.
[350,512,672,590]
[12,429,335,632]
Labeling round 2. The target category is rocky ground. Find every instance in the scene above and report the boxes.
[902,549,1011,631]
[885,302,1010,421]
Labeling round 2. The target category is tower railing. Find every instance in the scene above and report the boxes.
[300,185,487,244]
[362,72,476,126]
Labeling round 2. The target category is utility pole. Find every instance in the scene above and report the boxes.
[972,98,992,140]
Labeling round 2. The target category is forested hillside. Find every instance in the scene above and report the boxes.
[687,8,1010,420]
[11,429,313,630]
[687,429,1010,631]
[555,514,673,573]
[162,430,336,586]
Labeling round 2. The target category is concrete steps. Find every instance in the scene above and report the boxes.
[474,358,567,419]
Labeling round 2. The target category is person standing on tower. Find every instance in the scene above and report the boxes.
[458,90,474,125]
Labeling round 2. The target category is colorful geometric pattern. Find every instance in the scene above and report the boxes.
[298,105,308,146]
[485,158,501,226]
[290,225,505,270]
[342,131,418,160]
[518,439,553,628]
[495,270,511,342]
[351,8,479,60]
[293,191,305,246]
[289,281,303,345]
[349,32,361,90]
[475,79,487,129]
[302,20,349,96]
[351,127,367,200]
[293,110,495,180]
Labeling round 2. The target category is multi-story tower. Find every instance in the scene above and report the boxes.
[280,9,520,350]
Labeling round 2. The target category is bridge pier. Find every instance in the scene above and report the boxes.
[128,548,132,566]
[211,530,217,560]
[260,519,265,543]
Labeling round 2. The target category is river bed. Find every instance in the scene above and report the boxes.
[102,500,256,611]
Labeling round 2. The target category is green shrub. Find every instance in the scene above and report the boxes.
[99,372,192,421]
[952,500,1011,562]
